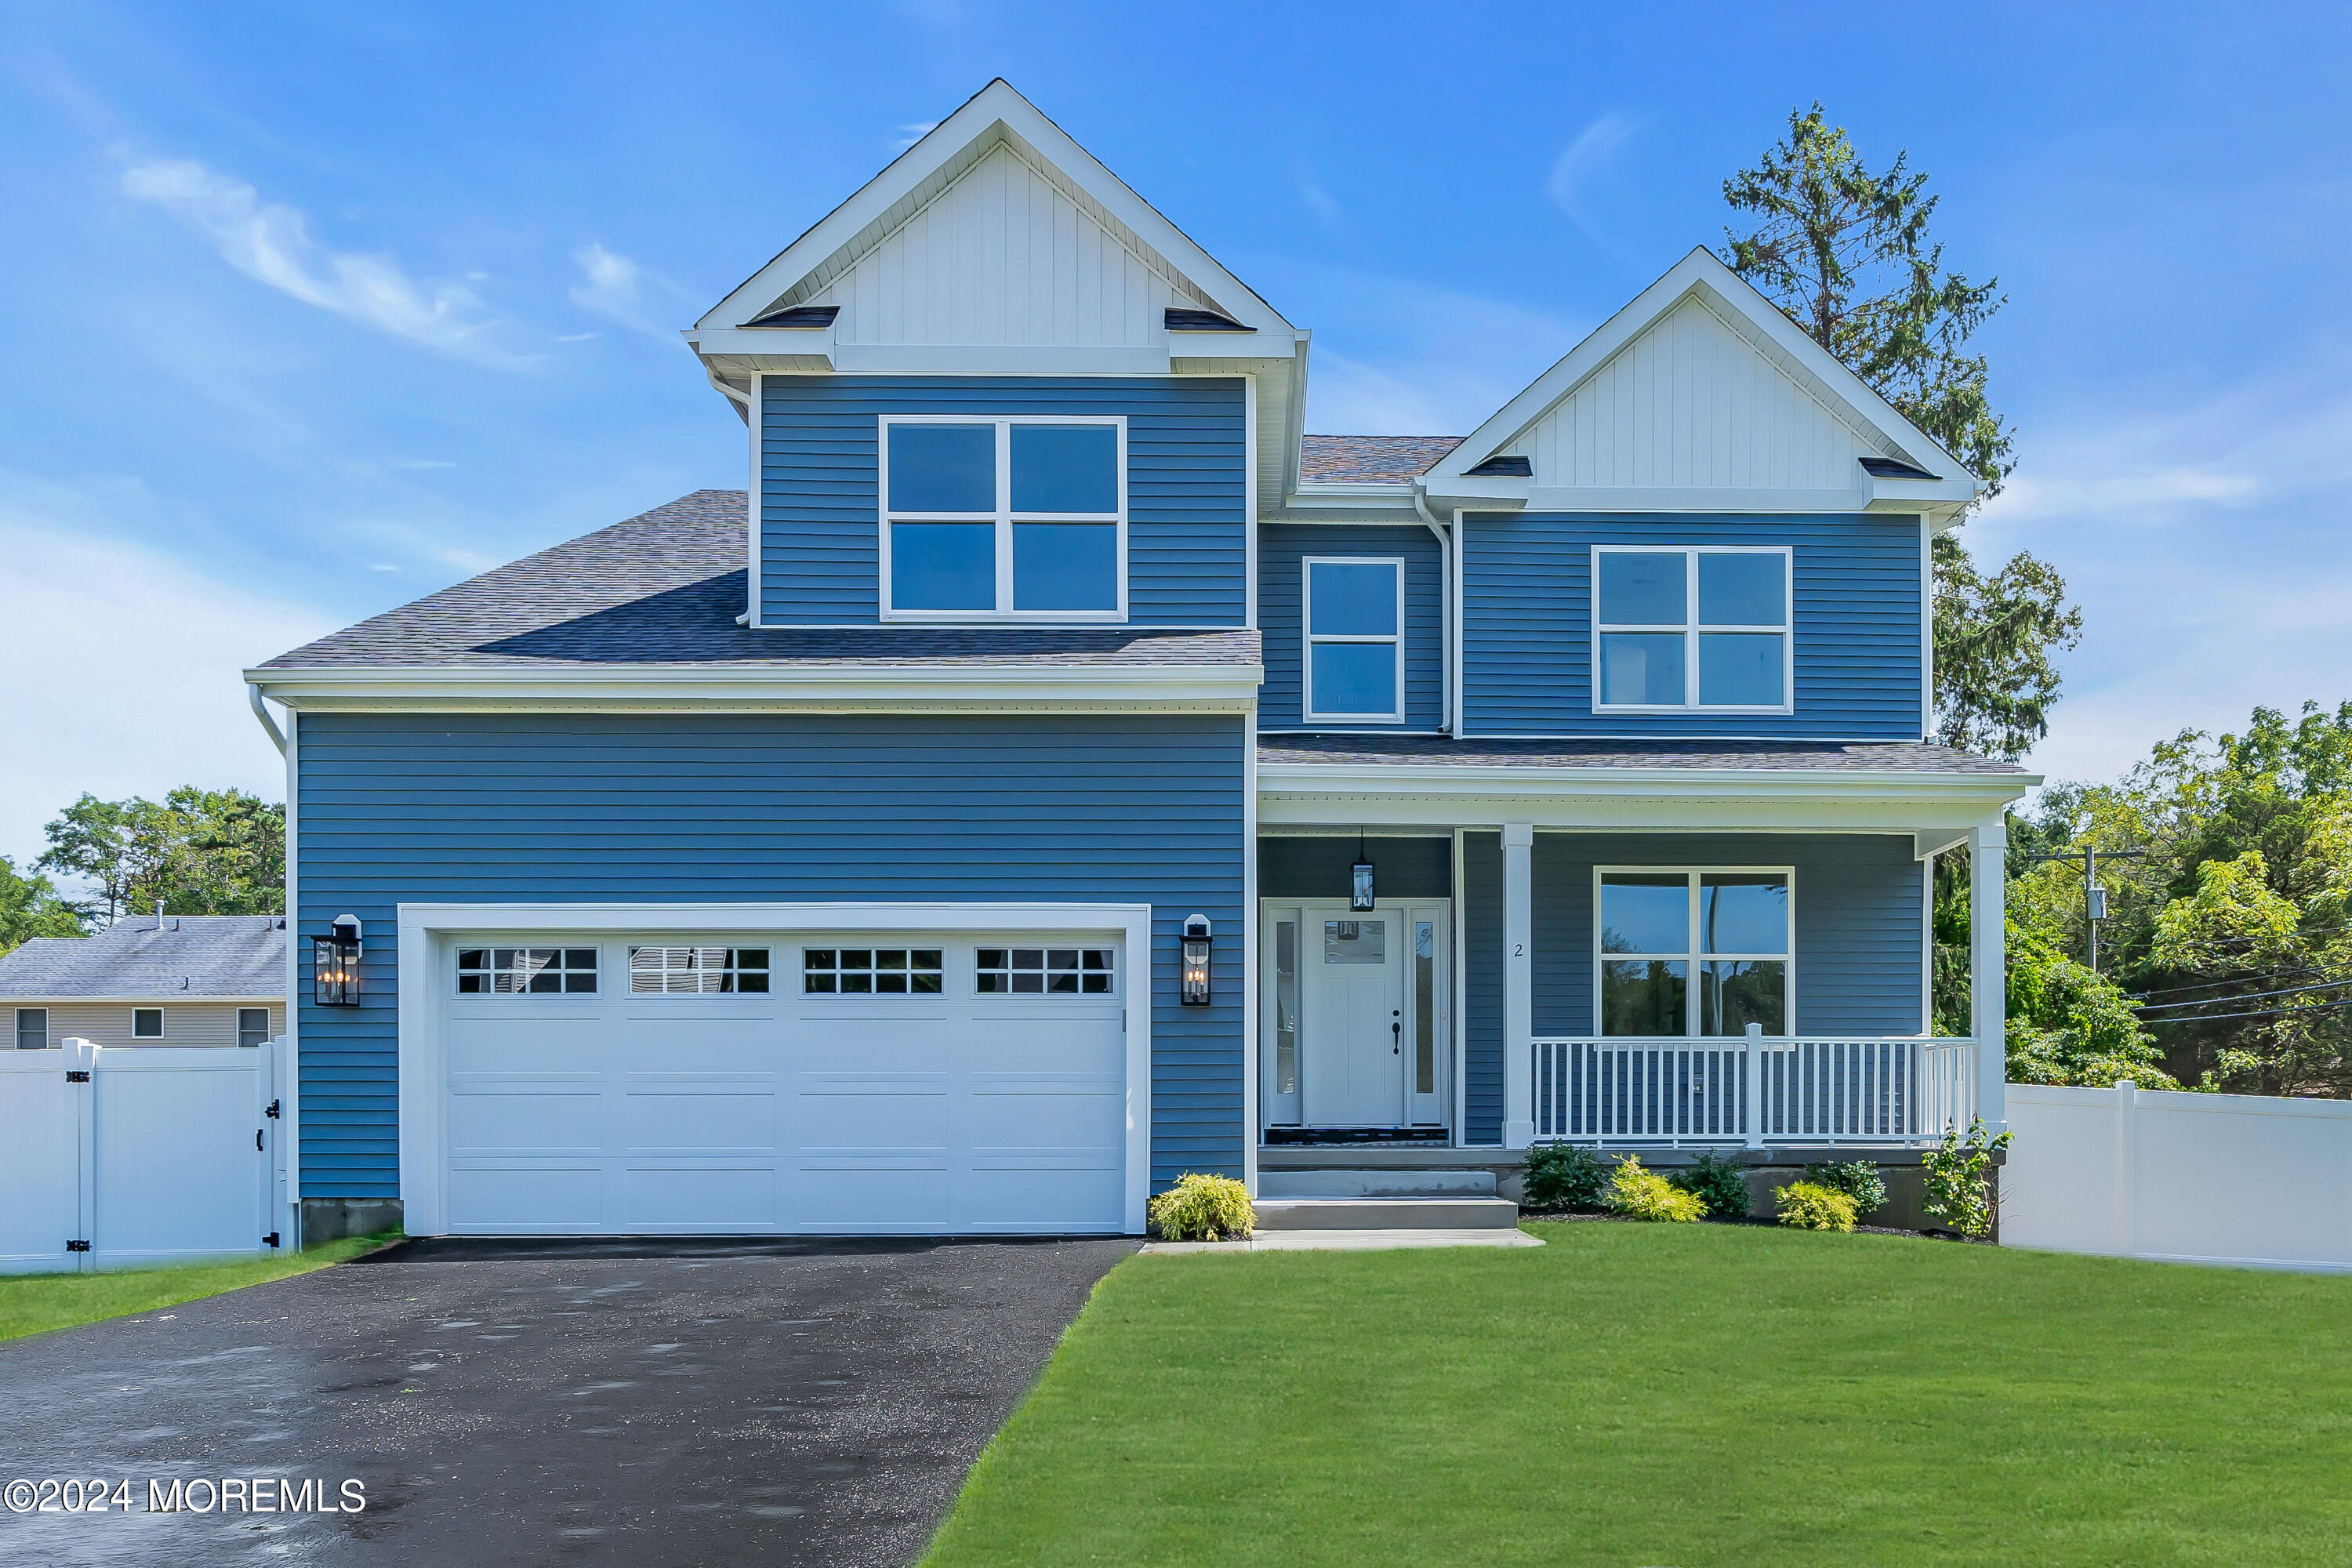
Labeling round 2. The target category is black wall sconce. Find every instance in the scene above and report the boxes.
[1350,830,1376,911]
[313,914,362,1007]
[1179,913,1213,1005]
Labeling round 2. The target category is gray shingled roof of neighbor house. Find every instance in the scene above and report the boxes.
[0,915,286,998]
[1298,434,1465,484]
[258,491,1261,671]
[1258,735,2029,775]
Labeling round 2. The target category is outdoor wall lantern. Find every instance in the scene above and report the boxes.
[313,914,362,1007]
[1179,914,1213,1006]
[1350,831,1376,911]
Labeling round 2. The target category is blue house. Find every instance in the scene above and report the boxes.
[248,82,2033,1243]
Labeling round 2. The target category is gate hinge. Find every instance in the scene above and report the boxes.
[65,1240,91,1253]
[263,1232,281,1249]
[65,1070,90,1083]
[265,1099,281,1119]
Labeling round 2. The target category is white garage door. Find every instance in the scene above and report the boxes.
[433,929,1129,1235]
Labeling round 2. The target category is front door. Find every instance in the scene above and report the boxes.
[1262,902,1450,1132]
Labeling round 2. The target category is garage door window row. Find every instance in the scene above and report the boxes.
[456,947,600,994]
[628,946,772,994]
[452,943,1117,1000]
[977,947,1115,994]
[804,948,946,994]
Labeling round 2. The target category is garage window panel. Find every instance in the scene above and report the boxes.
[977,947,1115,995]
[456,947,600,995]
[629,946,771,994]
[803,948,945,995]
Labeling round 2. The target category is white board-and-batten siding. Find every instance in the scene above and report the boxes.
[804,143,1210,348]
[11,1001,281,1050]
[1507,296,1891,489]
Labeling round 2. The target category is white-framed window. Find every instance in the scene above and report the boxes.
[1302,556,1405,723]
[803,947,945,995]
[132,1007,163,1038]
[879,416,1127,622]
[977,946,1116,995]
[1591,546,1791,713]
[237,1007,271,1047]
[456,947,599,995]
[629,946,771,994]
[14,1007,48,1051]
[1595,868,1791,1036]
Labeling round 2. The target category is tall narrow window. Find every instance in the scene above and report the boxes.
[1594,547,1790,711]
[882,418,1123,619]
[1304,557,1404,722]
[1413,920,1436,1096]
[1273,920,1298,1098]
[1598,869,1789,1036]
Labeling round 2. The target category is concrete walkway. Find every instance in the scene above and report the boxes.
[1142,1227,1544,1254]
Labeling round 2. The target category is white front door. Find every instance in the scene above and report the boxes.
[1263,902,1450,1131]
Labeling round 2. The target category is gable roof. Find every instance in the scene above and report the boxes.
[698,81,1294,339]
[1422,247,1980,515]
[0,915,285,1000]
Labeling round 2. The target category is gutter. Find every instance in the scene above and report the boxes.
[1411,481,1453,734]
[248,684,288,755]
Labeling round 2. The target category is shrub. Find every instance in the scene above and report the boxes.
[1668,1151,1755,1219]
[1148,1172,1254,1241]
[1922,1116,2012,1238]
[1802,1160,1888,1221]
[1775,1181,1858,1232]
[1519,1142,1609,1210]
[1605,1156,1705,1222]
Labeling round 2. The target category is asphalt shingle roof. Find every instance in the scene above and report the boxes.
[0,916,285,999]
[1257,735,2028,775]
[261,492,1259,670]
[1298,435,1465,485]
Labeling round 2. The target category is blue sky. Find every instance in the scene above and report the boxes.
[3,1,2349,868]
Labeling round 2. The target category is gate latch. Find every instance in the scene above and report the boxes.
[64,1070,89,1083]
[263,1232,282,1249]
[65,1240,90,1253]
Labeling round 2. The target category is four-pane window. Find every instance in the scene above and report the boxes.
[1597,869,1789,1036]
[456,948,599,995]
[882,419,1123,619]
[1594,547,1790,711]
[804,948,945,994]
[14,1007,47,1051]
[1304,557,1404,722]
[630,946,771,994]
[238,1007,272,1048]
[977,947,1115,994]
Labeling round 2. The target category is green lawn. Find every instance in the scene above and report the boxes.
[0,1233,396,1343]
[922,1222,2352,1568]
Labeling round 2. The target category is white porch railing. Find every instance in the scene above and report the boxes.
[1532,1033,1976,1145]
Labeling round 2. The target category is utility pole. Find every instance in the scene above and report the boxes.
[2024,845,2147,973]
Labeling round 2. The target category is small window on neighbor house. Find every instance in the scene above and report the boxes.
[133,1007,163,1038]
[455,948,599,995]
[977,948,1114,995]
[882,419,1123,618]
[1595,548,1790,711]
[803,948,944,995]
[14,1008,47,1051]
[1304,557,1404,722]
[238,1007,271,1047]
[629,946,771,994]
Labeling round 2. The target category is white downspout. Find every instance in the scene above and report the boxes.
[1413,483,1452,733]
[247,684,287,755]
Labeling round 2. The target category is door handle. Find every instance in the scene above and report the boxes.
[1392,1019,1402,1054]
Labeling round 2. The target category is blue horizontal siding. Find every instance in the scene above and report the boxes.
[1463,831,1502,1145]
[1258,523,1443,730]
[294,712,1247,1201]
[1461,513,1924,738]
[1531,833,1923,1036]
[760,376,1247,626]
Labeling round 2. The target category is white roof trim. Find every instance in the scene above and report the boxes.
[695,79,1294,339]
[1422,247,1976,494]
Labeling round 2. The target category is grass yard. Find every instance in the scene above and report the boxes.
[0,1233,395,1344]
[923,1222,2352,1568]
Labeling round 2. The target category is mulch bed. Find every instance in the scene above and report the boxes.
[1519,1208,1992,1242]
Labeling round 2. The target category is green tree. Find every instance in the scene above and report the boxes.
[0,855,85,955]
[38,787,284,924]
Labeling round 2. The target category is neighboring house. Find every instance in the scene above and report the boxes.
[245,81,2034,1244]
[0,914,285,1052]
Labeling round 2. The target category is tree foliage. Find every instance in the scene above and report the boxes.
[0,855,85,956]
[36,787,285,924]
[1931,534,2084,762]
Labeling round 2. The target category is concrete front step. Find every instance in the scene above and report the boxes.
[1253,1196,1521,1232]
[1259,1167,1497,1200]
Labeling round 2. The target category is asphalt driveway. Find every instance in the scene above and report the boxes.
[0,1234,1136,1566]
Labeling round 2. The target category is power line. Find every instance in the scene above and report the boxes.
[2129,967,2325,999]
[2143,994,2352,1025]
[2136,977,2352,1011]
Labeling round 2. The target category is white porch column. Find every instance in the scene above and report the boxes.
[1502,822,1535,1149]
[1969,819,2007,1133]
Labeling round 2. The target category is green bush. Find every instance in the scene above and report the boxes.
[1148,1172,1254,1241]
[1802,1160,1888,1220]
[1922,1116,2012,1239]
[1667,1151,1754,1219]
[1606,1156,1705,1222]
[1519,1142,1609,1210]
[1775,1181,1858,1232]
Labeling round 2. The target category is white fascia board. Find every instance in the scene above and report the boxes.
[1862,472,1977,510]
[699,81,1294,336]
[1427,248,1976,489]
[245,662,1263,714]
[684,326,833,368]
[1163,330,1296,358]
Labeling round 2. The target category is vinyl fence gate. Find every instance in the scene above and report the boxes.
[0,1036,289,1274]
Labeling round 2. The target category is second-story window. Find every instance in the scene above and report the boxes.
[1303,557,1405,723]
[1592,546,1791,713]
[880,417,1125,620]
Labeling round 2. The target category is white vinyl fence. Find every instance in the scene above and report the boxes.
[0,1037,289,1274]
[2002,1082,2352,1272]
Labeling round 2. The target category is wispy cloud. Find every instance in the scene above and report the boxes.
[1290,156,1348,239]
[119,157,528,368]
[892,121,939,151]
[568,242,693,340]
[1546,112,1644,250]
